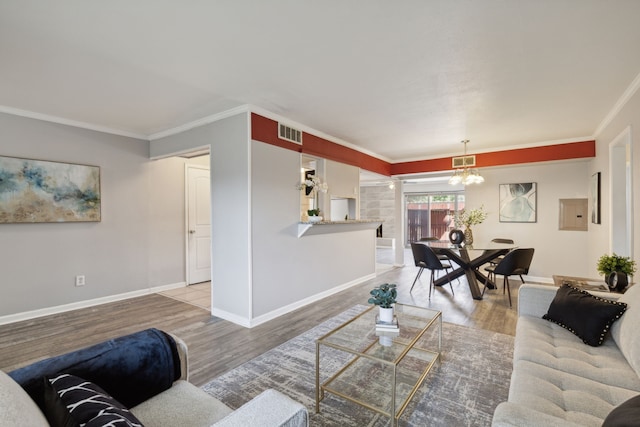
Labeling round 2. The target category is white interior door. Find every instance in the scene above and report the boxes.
[187,166,211,284]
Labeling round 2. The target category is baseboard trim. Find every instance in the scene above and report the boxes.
[249,273,376,328]
[0,282,187,326]
[210,308,252,328]
[212,273,377,328]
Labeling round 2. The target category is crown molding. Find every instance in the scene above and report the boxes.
[248,105,392,163]
[391,136,595,164]
[594,70,640,138]
[148,105,251,141]
[0,105,147,140]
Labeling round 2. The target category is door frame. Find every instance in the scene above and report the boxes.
[609,126,634,258]
[185,163,212,286]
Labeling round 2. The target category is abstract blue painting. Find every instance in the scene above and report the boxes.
[0,156,100,223]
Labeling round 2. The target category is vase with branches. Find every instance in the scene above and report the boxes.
[454,205,487,245]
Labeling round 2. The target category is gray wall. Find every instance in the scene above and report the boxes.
[360,185,395,237]
[153,119,377,325]
[151,113,252,322]
[251,142,376,318]
[0,112,186,317]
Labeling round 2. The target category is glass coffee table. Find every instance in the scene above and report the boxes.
[315,303,442,426]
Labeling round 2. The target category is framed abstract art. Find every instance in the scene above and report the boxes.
[0,155,101,223]
[499,182,537,223]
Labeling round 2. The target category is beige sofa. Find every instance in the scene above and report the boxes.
[0,329,308,427]
[492,283,640,426]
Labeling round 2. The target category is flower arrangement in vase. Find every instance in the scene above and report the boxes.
[454,205,487,246]
[297,175,328,221]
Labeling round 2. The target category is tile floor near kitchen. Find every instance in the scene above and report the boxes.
[159,282,211,310]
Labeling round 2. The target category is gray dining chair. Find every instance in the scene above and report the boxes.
[419,236,459,283]
[410,242,455,298]
[484,238,516,283]
[483,248,535,307]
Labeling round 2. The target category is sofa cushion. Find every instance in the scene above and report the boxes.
[514,316,640,391]
[508,360,638,426]
[543,284,627,346]
[0,370,49,427]
[131,380,232,426]
[44,373,142,427]
[611,284,640,378]
[9,328,180,410]
[602,394,640,427]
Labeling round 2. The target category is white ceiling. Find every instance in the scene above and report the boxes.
[2,1,640,162]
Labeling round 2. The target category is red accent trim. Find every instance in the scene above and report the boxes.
[250,113,595,177]
[391,141,596,175]
[477,141,596,167]
[251,113,302,153]
[302,132,391,176]
[250,113,390,176]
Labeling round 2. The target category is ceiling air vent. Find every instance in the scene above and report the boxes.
[452,155,476,168]
[278,123,303,144]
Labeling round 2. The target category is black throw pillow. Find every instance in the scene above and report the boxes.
[603,394,640,426]
[44,373,143,427]
[542,284,627,346]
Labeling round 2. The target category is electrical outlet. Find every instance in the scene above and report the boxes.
[75,275,85,287]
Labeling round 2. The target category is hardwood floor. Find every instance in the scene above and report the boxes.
[0,261,521,386]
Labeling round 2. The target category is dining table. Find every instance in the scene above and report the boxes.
[422,240,516,300]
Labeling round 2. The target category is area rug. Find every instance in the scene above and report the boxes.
[202,305,514,426]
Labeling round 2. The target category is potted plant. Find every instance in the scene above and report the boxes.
[368,283,397,323]
[597,253,637,291]
[454,205,487,246]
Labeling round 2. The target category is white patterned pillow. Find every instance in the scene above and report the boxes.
[43,373,143,427]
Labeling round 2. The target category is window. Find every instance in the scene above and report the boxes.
[405,193,465,245]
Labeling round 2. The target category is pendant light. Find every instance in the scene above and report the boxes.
[448,140,484,185]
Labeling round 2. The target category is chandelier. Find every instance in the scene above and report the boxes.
[448,140,484,185]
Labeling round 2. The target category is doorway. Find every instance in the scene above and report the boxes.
[186,164,211,285]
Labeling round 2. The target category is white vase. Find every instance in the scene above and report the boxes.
[379,306,394,323]
[379,335,393,347]
[308,216,323,223]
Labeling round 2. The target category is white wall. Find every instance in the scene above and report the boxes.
[393,162,590,279]
[325,159,360,219]
[0,113,187,318]
[589,83,640,278]
[463,161,591,279]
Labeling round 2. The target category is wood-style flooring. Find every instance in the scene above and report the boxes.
[0,259,521,386]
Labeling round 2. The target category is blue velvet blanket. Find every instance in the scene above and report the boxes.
[9,328,180,409]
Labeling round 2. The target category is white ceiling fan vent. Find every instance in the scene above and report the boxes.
[278,123,303,144]
[452,155,476,168]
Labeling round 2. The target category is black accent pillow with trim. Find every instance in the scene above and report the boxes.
[602,394,640,427]
[44,373,143,427]
[543,284,627,346]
